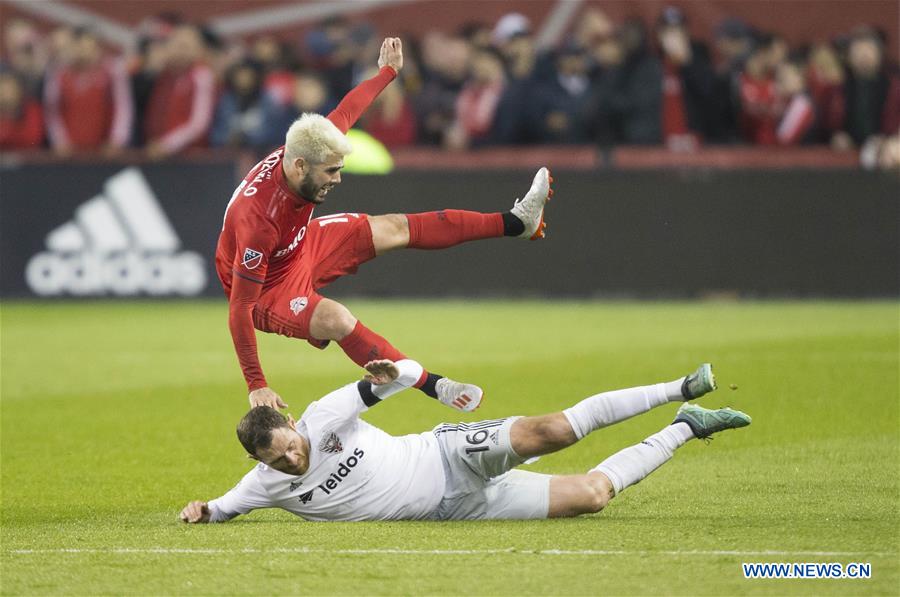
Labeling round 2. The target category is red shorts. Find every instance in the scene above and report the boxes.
[252,213,375,342]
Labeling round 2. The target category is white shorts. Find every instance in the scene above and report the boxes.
[429,417,551,520]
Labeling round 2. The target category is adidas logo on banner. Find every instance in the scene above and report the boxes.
[25,168,207,296]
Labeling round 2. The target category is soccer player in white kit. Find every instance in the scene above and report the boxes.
[180,360,750,523]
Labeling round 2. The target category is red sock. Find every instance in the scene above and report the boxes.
[337,321,430,388]
[338,321,405,365]
[406,210,503,250]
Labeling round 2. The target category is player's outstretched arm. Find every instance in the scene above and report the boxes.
[249,386,287,409]
[180,500,211,524]
[327,37,402,133]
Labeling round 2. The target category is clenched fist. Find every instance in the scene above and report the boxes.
[180,500,210,524]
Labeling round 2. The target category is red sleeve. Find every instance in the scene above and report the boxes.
[229,273,267,391]
[327,66,397,133]
[228,214,278,391]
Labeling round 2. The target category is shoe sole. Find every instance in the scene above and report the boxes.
[701,363,717,394]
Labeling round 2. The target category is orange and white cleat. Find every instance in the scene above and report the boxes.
[436,377,484,412]
[511,167,552,240]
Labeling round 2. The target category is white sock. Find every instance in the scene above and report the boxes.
[562,380,685,440]
[664,376,687,401]
[591,422,694,495]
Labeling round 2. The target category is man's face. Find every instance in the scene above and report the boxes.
[299,155,344,204]
[849,38,881,77]
[254,427,310,476]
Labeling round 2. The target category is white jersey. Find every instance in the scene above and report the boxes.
[209,366,446,522]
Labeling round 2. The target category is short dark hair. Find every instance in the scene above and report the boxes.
[236,406,291,456]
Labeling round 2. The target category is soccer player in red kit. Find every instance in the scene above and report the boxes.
[216,38,552,413]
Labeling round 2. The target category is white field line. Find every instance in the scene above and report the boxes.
[6,548,897,557]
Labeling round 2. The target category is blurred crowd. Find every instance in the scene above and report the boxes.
[1,8,898,166]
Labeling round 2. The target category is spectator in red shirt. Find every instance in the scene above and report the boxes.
[738,34,781,144]
[806,43,845,142]
[361,67,417,148]
[655,7,717,149]
[143,24,216,159]
[449,47,506,148]
[0,69,44,150]
[774,60,816,144]
[43,27,133,155]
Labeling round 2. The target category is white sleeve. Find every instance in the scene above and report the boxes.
[207,467,273,522]
[307,382,368,423]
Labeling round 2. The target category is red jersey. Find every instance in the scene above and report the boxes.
[738,73,778,145]
[143,62,216,153]
[43,58,132,149]
[216,66,397,390]
[0,100,44,149]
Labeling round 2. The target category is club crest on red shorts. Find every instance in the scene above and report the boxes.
[241,248,263,269]
[289,296,308,315]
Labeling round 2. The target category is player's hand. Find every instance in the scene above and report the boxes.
[180,500,210,523]
[363,359,399,385]
[377,37,403,73]
[249,387,288,409]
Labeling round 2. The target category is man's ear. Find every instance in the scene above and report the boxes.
[294,157,307,175]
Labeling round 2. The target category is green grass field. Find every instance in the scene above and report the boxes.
[1,300,897,595]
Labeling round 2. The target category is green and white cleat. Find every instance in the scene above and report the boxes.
[680,363,717,400]
[674,403,751,439]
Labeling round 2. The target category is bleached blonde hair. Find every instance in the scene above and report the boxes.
[284,113,353,164]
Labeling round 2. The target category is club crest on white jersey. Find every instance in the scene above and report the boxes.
[318,432,343,454]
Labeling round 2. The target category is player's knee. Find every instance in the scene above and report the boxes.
[535,415,577,448]
[310,300,357,340]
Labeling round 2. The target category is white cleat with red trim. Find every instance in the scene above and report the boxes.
[436,377,484,412]
[510,167,553,240]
